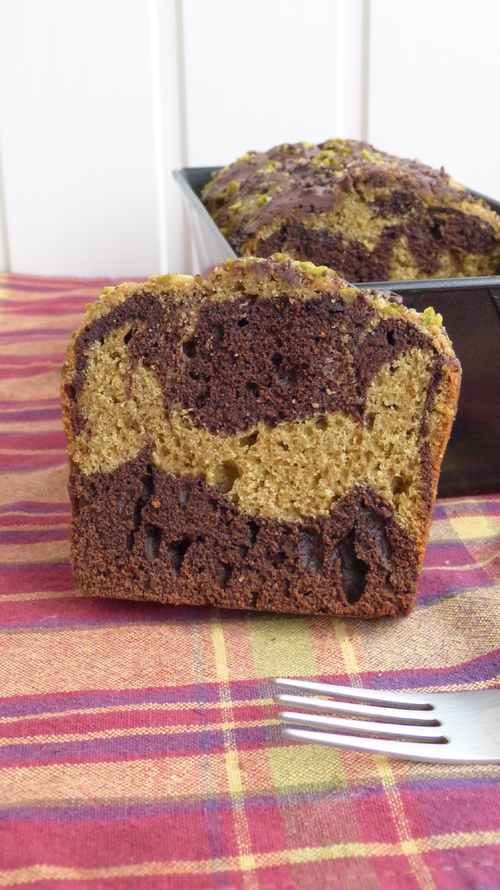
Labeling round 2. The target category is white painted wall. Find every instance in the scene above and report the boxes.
[368,0,500,200]
[182,0,368,165]
[0,0,499,278]
[0,1,162,277]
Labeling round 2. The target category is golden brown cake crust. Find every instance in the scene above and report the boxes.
[62,256,461,617]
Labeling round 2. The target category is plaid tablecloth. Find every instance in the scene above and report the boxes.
[0,273,499,889]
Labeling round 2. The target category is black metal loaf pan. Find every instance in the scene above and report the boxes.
[174,167,500,498]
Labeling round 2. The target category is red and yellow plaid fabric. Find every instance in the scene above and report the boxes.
[0,273,499,889]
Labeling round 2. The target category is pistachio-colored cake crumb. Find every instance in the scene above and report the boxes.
[202,139,500,282]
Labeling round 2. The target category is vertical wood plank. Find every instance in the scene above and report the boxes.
[154,0,192,274]
[368,0,500,197]
[341,0,368,141]
[148,0,169,274]
[0,0,163,278]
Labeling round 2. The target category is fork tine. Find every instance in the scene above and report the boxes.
[279,710,446,741]
[281,727,456,763]
[275,694,438,725]
[273,678,430,709]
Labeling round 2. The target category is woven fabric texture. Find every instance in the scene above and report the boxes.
[0,273,499,889]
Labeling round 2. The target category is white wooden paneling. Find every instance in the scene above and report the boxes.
[182,0,368,167]
[368,0,500,199]
[0,0,164,278]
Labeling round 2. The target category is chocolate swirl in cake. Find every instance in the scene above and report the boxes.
[62,256,461,618]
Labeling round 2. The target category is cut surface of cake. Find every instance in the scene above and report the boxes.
[202,139,500,282]
[61,255,461,617]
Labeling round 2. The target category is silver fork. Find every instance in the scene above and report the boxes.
[273,678,500,763]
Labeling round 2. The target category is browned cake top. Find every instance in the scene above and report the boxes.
[201,140,500,280]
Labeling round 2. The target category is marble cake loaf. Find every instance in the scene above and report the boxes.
[61,255,461,618]
[202,139,500,282]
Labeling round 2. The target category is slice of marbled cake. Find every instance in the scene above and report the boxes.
[61,255,461,617]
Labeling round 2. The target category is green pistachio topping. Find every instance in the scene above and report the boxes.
[299,261,330,277]
[421,306,443,326]
[339,286,357,303]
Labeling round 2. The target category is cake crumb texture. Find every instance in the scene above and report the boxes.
[62,256,461,617]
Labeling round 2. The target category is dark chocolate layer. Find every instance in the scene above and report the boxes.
[255,210,500,282]
[406,208,500,273]
[69,451,418,618]
[67,287,437,437]
[256,224,400,283]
